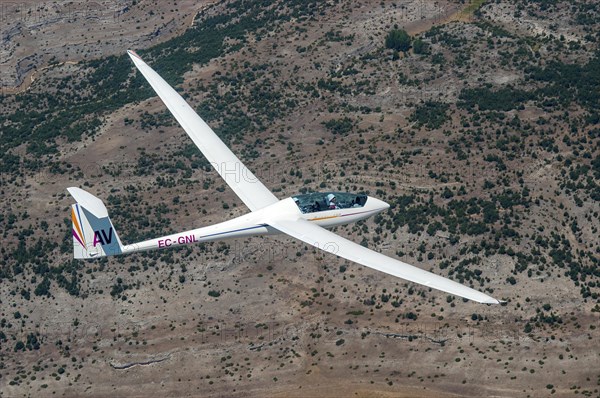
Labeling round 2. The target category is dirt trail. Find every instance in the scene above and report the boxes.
[405,0,484,36]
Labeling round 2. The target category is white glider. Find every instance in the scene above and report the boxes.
[67,50,500,304]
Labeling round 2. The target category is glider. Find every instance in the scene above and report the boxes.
[67,50,500,304]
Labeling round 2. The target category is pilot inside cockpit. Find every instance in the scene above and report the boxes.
[327,193,338,209]
[293,192,367,214]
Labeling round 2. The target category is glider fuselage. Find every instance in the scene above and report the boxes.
[120,195,389,255]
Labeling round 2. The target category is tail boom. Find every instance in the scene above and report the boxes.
[120,219,272,255]
[68,187,277,259]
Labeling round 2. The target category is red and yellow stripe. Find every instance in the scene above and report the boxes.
[72,206,86,247]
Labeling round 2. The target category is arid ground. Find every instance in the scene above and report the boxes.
[0,0,599,397]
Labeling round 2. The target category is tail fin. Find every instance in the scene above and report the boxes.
[67,187,124,259]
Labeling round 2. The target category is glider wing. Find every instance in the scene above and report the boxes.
[268,218,499,304]
[127,50,278,211]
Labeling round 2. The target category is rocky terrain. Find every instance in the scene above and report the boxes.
[0,0,599,396]
[0,0,214,94]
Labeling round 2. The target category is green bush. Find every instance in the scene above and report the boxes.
[385,29,411,52]
[322,117,355,135]
[413,38,428,54]
[459,86,533,112]
[410,101,449,129]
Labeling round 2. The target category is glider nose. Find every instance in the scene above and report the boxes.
[368,197,390,212]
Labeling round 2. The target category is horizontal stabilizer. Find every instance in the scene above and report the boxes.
[67,187,109,218]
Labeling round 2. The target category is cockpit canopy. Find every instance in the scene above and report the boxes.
[293,192,368,214]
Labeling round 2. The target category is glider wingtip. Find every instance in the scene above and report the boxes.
[483,297,503,305]
[127,49,143,62]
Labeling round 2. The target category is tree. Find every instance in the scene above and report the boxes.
[385,29,411,52]
[409,101,449,129]
[14,341,25,352]
[413,37,428,54]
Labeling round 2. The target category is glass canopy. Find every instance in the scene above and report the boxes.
[292,192,367,214]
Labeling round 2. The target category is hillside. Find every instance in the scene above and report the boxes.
[0,0,599,396]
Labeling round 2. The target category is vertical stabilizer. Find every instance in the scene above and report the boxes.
[68,187,123,259]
